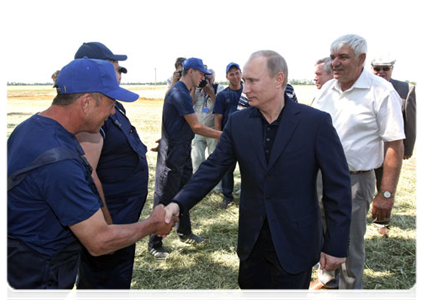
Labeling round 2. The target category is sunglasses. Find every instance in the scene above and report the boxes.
[373,66,392,72]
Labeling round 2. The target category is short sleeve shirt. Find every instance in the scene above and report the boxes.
[312,69,405,171]
[8,115,101,256]
[162,80,195,141]
[213,86,249,128]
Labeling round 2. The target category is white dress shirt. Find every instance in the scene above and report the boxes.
[312,69,405,171]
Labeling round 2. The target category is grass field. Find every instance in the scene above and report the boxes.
[6,85,417,290]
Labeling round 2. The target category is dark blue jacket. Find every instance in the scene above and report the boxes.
[173,99,352,273]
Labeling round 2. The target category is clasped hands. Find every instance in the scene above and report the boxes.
[149,204,179,237]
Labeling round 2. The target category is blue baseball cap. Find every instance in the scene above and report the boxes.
[74,42,127,61]
[226,62,240,74]
[56,58,139,102]
[182,58,212,75]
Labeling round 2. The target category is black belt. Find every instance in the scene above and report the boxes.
[349,170,372,174]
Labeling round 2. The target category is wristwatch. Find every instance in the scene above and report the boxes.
[380,191,393,199]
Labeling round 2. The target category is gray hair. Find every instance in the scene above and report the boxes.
[208,68,216,79]
[315,57,332,75]
[249,50,288,88]
[330,34,367,58]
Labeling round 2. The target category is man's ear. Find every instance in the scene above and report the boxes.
[359,53,366,66]
[80,93,92,114]
[275,72,285,88]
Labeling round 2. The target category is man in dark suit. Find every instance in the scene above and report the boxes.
[163,50,352,289]
[371,55,416,236]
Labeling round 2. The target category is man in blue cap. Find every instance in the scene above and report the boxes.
[148,57,222,259]
[213,62,249,208]
[7,58,177,289]
[74,42,153,289]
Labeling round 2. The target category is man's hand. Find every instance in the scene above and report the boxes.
[202,80,216,102]
[149,204,178,237]
[371,193,394,223]
[173,69,182,81]
[319,252,346,272]
[164,203,180,224]
[150,139,160,152]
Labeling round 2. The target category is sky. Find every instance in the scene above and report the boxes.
[1,0,421,85]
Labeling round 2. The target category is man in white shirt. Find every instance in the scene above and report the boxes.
[191,69,225,175]
[311,34,404,289]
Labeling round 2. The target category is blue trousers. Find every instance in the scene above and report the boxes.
[77,244,136,289]
[8,238,80,289]
[77,193,146,289]
[149,140,193,249]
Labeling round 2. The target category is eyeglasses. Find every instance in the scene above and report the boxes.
[373,66,392,72]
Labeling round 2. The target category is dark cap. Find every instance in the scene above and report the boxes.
[74,42,127,61]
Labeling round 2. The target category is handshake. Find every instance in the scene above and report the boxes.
[148,203,180,237]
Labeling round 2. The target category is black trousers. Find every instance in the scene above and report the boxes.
[238,221,312,289]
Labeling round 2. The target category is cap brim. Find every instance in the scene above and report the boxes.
[371,62,393,66]
[200,68,212,75]
[110,54,128,61]
[104,87,139,102]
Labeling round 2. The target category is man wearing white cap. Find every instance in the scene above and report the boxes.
[371,54,416,236]
[311,34,405,289]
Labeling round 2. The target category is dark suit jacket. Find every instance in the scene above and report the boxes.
[390,79,416,157]
[173,99,352,274]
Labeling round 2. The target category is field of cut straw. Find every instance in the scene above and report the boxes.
[6,85,416,290]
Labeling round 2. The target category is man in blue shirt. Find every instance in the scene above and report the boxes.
[148,58,222,259]
[7,58,176,289]
[214,62,249,208]
[74,42,152,289]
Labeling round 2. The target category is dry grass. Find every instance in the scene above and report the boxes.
[6,85,416,290]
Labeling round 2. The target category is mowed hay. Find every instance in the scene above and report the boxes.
[6,85,416,289]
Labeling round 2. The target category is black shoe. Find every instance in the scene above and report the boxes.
[179,233,205,244]
[148,246,169,260]
[221,199,233,209]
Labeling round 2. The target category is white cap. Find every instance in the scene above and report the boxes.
[371,53,396,66]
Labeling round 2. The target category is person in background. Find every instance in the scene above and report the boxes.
[311,34,404,289]
[7,58,176,289]
[148,58,222,259]
[164,50,352,289]
[191,69,225,179]
[314,57,333,90]
[51,70,60,86]
[213,62,249,208]
[371,54,416,236]
[167,57,186,89]
[73,42,151,289]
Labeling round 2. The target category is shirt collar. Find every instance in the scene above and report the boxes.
[334,68,372,93]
